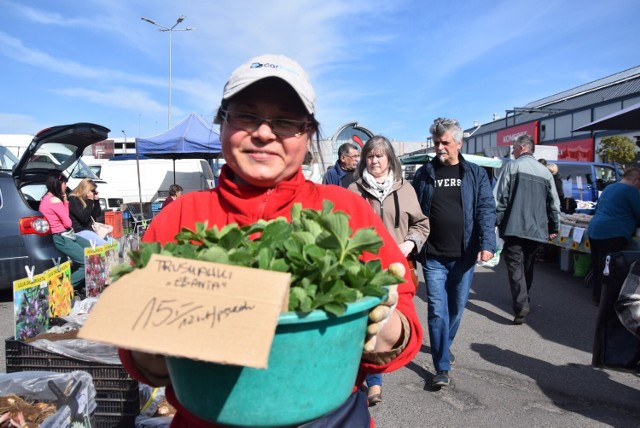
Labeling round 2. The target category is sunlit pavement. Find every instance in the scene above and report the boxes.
[370,258,640,427]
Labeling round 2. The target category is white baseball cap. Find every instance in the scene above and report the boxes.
[222,54,316,115]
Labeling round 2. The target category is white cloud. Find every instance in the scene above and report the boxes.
[53,86,166,114]
[0,113,46,134]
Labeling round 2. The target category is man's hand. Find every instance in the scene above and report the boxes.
[477,250,494,262]
[549,233,558,240]
[398,241,416,258]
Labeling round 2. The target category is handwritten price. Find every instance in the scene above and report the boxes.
[132,298,255,331]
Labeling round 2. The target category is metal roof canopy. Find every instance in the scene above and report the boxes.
[401,153,503,168]
[573,101,640,131]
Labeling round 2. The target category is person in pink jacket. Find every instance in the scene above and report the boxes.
[39,172,91,290]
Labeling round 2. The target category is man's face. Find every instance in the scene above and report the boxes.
[340,148,360,171]
[433,130,461,166]
[512,144,524,159]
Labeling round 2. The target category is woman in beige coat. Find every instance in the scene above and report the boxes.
[349,135,430,406]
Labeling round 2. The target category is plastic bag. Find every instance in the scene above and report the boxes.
[136,415,173,427]
[27,338,121,365]
[136,384,174,427]
[0,370,97,427]
[477,227,503,268]
[25,296,120,364]
[139,384,166,417]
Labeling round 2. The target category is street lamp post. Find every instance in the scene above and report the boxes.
[121,130,127,155]
[141,15,193,129]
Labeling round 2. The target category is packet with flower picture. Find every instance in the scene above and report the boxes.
[47,261,74,318]
[13,272,49,340]
[83,241,119,298]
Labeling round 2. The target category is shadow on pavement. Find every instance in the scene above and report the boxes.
[472,343,640,424]
[403,344,445,392]
[468,261,596,354]
[465,299,513,325]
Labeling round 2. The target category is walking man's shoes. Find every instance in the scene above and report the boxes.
[432,370,450,387]
[513,307,530,325]
[450,351,456,366]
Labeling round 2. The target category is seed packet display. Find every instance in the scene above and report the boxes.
[13,272,50,340]
[84,241,119,298]
[47,261,74,318]
[103,240,120,279]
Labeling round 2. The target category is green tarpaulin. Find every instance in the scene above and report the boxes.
[400,153,503,168]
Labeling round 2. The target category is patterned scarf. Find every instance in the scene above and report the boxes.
[363,169,394,202]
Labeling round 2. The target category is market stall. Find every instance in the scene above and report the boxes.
[4,234,174,427]
[550,213,593,254]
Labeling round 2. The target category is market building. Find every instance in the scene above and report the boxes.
[462,65,640,161]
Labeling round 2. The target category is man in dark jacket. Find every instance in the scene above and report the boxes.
[494,134,560,325]
[412,118,496,387]
[323,142,360,188]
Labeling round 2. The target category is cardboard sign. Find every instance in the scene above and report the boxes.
[79,254,291,369]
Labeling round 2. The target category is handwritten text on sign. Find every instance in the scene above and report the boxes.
[79,254,291,368]
[132,297,255,331]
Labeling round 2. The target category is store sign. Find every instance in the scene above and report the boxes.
[92,139,114,158]
[496,122,539,146]
[549,138,594,161]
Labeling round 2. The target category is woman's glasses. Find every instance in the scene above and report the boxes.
[221,110,312,137]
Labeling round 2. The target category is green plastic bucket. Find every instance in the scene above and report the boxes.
[166,295,383,427]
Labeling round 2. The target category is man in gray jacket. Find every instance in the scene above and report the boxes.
[494,134,560,324]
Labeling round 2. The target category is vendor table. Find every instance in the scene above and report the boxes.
[548,214,593,254]
[547,213,640,255]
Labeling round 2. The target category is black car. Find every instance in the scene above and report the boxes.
[0,123,110,291]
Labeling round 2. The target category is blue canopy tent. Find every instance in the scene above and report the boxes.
[130,113,222,218]
[136,112,222,161]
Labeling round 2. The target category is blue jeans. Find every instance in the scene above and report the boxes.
[76,229,109,246]
[366,373,382,388]
[423,255,476,371]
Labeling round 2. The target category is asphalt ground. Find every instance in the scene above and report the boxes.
[370,256,640,427]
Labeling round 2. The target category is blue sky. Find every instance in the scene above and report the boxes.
[1,0,639,142]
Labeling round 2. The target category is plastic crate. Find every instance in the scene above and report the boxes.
[105,210,124,238]
[96,386,140,415]
[93,413,137,428]
[5,338,140,419]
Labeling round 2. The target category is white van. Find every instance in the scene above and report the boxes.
[88,157,215,204]
[0,136,123,211]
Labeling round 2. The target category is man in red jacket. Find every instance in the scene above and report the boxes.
[118,54,422,427]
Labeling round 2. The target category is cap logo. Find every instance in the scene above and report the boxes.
[250,62,279,69]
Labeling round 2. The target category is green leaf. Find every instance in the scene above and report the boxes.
[198,247,230,263]
[257,247,274,270]
[110,263,135,281]
[322,302,346,317]
[345,228,383,257]
[260,220,292,244]
[218,227,246,250]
